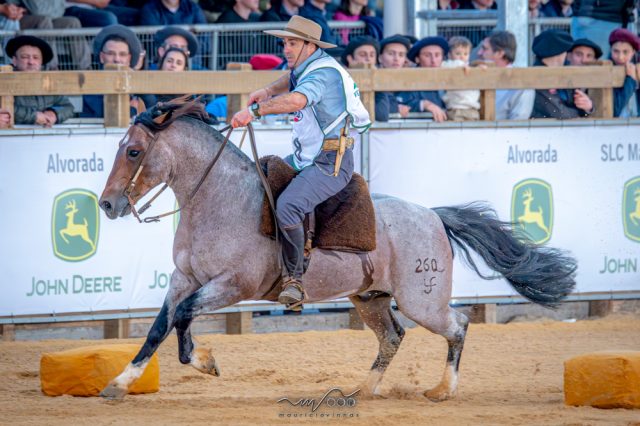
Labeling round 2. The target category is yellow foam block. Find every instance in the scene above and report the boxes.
[40,344,159,397]
[564,351,640,409]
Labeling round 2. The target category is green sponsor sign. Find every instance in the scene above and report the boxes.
[623,176,640,243]
[511,178,553,244]
[51,189,100,261]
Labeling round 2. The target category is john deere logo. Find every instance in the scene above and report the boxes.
[511,179,553,244]
[623,176,640,243]
[52,189,99,261]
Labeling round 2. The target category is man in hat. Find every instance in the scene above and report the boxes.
[609,28,640,117]
[478,30,535,120]
[81,24,152,118]
[0,35,74,128]
[530,29,594,119]
[230,15,371,309]
[567,38,603,66]
[152,25,200,70]
[406,36,449,122]
[341,35,379,68]
[375,34,413,121]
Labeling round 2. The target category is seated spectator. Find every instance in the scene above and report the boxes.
[540,0,574,17]
[0,2,24,30]
[567,38,603,65]
[81,24,153,118]
[441,36,480,121]
[571,0,633,59]
[478,31,534,120]
[459,0,497,10]
[406,36,449,122]
[438,0,460,9]
[374,35,412,121]
[152,26,199,70]
[154,47,189,104]
[528,0,541,18]
[65,0,139,27]
[530,29,594,119]
[609,28,640,117]
[140,0,207,25]
[17,0,92,70]
[1,35,74,128]
[216,0,261,22]
[341,36,378,68]
[260,0,303,22]
[300,0,340,46]
[333,0,373,46]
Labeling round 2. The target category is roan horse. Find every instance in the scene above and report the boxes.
[98,100,577,400]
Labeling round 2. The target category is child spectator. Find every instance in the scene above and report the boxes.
[441,36,480,121]
[609,28,640,117]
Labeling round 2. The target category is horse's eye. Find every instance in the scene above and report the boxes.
[128,150,140,158]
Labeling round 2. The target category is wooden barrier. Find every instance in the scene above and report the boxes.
[0,65,627,126]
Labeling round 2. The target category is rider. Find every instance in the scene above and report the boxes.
[231,15,371,308]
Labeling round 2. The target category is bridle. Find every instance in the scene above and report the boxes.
[122,123,233,223]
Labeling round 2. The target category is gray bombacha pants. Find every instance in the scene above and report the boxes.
[276,148,354,229]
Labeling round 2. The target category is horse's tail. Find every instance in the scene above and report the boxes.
[433,202,577,308]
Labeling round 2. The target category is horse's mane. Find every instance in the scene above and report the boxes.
[134,95,218,132]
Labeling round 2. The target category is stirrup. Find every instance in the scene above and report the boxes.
[278,278,306,311]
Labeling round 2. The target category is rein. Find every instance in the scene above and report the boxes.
[124,123,233,223]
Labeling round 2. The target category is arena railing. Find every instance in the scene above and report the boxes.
[0,21,366,71]
[0,62,632,126]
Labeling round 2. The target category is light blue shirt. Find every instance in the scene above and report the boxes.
[292,49,346,138]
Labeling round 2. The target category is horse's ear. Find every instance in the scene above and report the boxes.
[153,111,169,124]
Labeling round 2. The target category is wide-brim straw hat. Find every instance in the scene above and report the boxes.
[264,15,336,49]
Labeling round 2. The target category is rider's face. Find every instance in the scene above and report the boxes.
[282,37,315,69]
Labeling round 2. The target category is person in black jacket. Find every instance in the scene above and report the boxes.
[571,0,637,58]
[530,29,594,120]
[260,0,304,21]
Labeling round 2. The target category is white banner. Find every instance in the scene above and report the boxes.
[369,126,640,298]
[1,124,638,316]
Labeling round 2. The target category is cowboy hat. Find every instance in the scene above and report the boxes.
[264,15,336,49]
[5,35,54,65]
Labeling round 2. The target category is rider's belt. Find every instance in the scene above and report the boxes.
[322,136,354,176]
[322,137,354,151]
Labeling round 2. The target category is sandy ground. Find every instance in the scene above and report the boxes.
[1,315,639,426]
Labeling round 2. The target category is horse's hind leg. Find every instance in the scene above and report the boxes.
[399,299,469,401]
[350,293,405,397]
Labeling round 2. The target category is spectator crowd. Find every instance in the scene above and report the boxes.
[0,0,638,128]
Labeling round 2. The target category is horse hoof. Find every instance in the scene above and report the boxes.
[100,383,127,401]
[424,387,455,402]
[191,347,220,377]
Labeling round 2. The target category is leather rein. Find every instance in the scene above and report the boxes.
[121,122,279,233]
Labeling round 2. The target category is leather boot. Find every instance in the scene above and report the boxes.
[278,224,305,306]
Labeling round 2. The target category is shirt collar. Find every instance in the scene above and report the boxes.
[292,48,325,78]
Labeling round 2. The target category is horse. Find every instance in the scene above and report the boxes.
[98,100,577,401]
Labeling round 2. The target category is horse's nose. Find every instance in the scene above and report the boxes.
[100,199,113,214]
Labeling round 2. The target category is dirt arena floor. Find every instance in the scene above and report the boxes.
[1,315,639,426]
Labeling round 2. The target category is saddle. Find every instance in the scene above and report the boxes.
[259,155,376,252]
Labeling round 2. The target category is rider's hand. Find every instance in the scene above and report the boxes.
[247,88,270,106]
[231,108,253,128]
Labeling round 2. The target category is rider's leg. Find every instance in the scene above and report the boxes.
[276,149,354,305]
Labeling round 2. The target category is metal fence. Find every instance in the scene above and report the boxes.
[0,21,367,71]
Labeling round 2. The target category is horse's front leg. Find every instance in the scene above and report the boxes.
[100,270,199,400]
[173,274,245,376]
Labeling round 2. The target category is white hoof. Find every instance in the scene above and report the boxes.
[190,347,220,376]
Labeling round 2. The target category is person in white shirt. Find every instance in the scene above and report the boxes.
[478,31,535,120]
